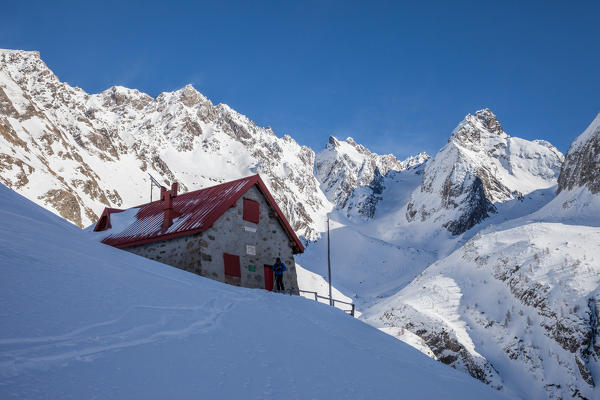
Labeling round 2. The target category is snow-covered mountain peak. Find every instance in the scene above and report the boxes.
[99,85,154,110]
[472,108,503,134]
[450,108,507,147]
[407,109,563,235]
[170,84,210,107]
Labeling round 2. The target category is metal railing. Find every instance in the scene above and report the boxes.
[286,289,355,317]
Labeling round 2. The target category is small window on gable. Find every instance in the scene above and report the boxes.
[94,215,109,232]
[243,198,260,224]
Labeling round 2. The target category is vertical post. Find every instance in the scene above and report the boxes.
[314,292,318,301]
[327,216,333,306]
[351,304,355,317]
[150,180,153,202]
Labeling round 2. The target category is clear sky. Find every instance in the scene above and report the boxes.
[2,0,599,158]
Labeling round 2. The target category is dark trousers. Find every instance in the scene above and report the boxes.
[275,275,284,291]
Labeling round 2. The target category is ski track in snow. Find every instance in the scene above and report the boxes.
[0,300,235,376]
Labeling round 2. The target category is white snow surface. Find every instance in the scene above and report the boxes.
[0,184,509,399]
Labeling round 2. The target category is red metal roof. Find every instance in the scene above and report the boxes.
[98,174,304,253]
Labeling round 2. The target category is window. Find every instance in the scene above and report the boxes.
[93,215,109,232]
[223,253,241,277]
[243,198,260,224]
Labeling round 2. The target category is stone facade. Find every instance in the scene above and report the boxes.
[123,186,299,291]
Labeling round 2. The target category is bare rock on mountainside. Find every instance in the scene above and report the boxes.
[0,49,330,239]
[557,113,600,194]
[406,108,564,235]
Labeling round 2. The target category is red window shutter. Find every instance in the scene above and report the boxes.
[243,198,260,224]
[223,253,241,277]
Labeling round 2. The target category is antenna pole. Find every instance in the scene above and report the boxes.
[327,216,333,306]
[148,173,162,202]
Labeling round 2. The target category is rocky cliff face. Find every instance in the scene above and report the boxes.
[0,49,331,239]
[406,109,564,235]
[557,113,600,194]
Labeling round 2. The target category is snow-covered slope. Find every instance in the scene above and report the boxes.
[363,114,600,400]
[0,49,331,239]
[365,222,600,399]
[406,109,564,235]
[0,183,510,400]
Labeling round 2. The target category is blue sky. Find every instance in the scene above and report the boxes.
[2,0,599,158]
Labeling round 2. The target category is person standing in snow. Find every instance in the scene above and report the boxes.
[272,258,286,292]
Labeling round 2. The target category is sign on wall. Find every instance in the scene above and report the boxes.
[246,245,256,256]
[244,226,257,233]
[248,264,256,272]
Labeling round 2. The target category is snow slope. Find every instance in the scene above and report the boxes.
[297,212,437,309]
[364,220,600,400]
[0,183,508,399]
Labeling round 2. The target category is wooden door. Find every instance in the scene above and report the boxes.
[264,265,273,291]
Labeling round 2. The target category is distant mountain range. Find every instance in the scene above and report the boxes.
[1,48,598,399]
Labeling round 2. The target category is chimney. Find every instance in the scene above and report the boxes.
[162,190,173,230]
[161,182,179,230]
[160,186,167,201]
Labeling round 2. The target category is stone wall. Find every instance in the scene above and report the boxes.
[123,185,299,291]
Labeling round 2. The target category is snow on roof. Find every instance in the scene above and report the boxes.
[95,174,304,253]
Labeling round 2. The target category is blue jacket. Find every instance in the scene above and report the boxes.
[273,262,286,276]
